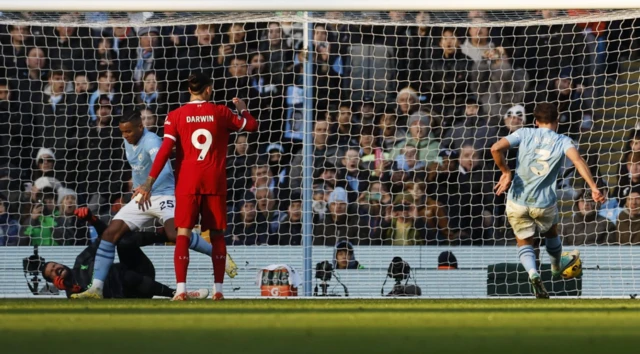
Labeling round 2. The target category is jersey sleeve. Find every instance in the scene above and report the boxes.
[219,105,258,132]
[163,111,178,141]
[505,129,523,148]
[561,136,577,153]
[146,138,173,187]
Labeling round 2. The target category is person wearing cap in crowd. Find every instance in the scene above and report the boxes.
[559,189,616,245]
[0,194,21,246]
[226,193,268,246]
[390,111,440,167]
[313,187,370,246]
[52,187,91,245]
[438,251,458,270]
[616,186,640,244]
[21,187,59,246]
[30,147,64,192]
[333,240,364,270]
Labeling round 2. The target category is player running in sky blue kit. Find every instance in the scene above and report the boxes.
[491,102,605,299]
[72,112,236,299]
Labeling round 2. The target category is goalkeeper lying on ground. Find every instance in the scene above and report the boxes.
[41,207,236,299]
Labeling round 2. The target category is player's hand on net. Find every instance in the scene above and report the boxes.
[232,97,247,113]
[591,188,606,204]
[132,186,153,211]
[494,172,512,196]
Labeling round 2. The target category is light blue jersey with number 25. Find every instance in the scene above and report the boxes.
[505,127,575,208]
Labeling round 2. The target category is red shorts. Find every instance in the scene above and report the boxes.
[174,194,227,232]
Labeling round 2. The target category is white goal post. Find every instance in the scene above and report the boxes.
[1,4,640,299]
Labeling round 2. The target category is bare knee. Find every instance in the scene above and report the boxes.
[102,221,129,243]
[516,237,536,247]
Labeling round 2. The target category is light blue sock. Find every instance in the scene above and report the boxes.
[545,236,563,271]
[518,245,538,278]
[93,240,116,285]
[189,232,212,256]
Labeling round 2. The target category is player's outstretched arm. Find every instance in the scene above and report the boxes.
[566,147,606,203]
[133,137,176,210]
[491,138,512,196]
[230,97,258,132]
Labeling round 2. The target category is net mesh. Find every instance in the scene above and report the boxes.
[1,10,640,297]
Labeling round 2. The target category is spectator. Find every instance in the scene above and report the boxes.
[135,71,166,116]
[0,25,31,79]
[616,187,640,244]
[428,28,472,118]
[333,241,363,269]
[0,194,21,246]
[72,72,91,118]
[441,97,498,153]
[30,147,64,188]
[411,181,457,243]
[437,251,458,270]
[266,143,290,205]
[359,125,389,178]
[270,194,302,246]
[619,128,640,177]
[390,112,440,166]
[331,103,359,149]
[217,23,253,67]
[52,187,90,245]
[290,119,341,190]
[378,110,406,152]
[394,143,427,172]
[33,69,83,187]
[227,133,255,206]
[357,97,377,126]
[255,186,281,235]
[336,147,370,203]
[140,108,160,135]
[88,70,118,122]
[560,189,616,245]
[346,21,397,103]
[0,78,30,169]
[615,151,640,208]
[395,87,420,128]
[313,187,367,246]
[311,26,343,112]
[379,203,428,246]
[16,47,48,108]
[407,12,434,96]
[90,37,117,75]
[259,22,294,85]
[471,46,529,122]
[77,95,124,213]
[356,181,389,242]
[22,188,58,246]
[187,24,221,79]
[460,20,495,63]
[451,143,495,244]
[46,13,88,73]
[226,196,268,246]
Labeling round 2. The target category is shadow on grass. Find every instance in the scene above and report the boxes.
[1,306,640,315]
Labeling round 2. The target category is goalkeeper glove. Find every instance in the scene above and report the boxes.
[74,207,97,224]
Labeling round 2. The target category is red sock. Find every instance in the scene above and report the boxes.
[174,235,190,284]
[211,233,226,284]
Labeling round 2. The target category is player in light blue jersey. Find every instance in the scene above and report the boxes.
[73,112,237,299]
[491,103,605,299]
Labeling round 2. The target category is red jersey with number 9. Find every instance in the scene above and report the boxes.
[163,100,258,195]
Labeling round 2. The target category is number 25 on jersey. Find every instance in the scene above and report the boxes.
[191,129,213,161]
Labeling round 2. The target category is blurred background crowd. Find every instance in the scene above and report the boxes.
[1,10,639,247]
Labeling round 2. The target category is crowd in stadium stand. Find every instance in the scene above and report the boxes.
[0,10,639,247]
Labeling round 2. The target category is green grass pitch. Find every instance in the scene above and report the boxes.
[1,299,639,354]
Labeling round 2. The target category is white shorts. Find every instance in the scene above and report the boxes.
[113,195,175,231]
[506,200,558,239]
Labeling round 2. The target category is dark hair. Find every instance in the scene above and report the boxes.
[98,70,112,80]
[49,69,65,80]
[187,72,212,95]
[0,78,8,87]
[359,125,376,137]
[143,70,156,80]
[120,111,142,125]
[74,71,87,79]
[533,102,558,124]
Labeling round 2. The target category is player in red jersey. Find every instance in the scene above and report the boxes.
[133,72,258,301]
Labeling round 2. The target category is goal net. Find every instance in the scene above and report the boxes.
[1,8,640,298]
